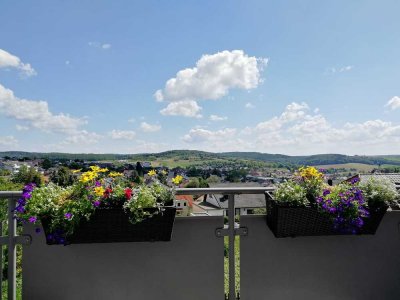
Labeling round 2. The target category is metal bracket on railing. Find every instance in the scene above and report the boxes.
[215,227,248,237]
[0,234,32,246]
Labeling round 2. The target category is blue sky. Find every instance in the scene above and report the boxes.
[1,0,400,155]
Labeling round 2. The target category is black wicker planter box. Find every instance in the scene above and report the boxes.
[266,197,387,238]
[42,207,176,245]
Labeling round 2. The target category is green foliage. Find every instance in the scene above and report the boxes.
[123,185,169,223]
[185,178,200,188]
[50,166,75,187]
[207,175,221,184]
[274,181,308,206]
[359,177,399,206]
[40,158,53,169]
[12,165,44,186]
[0,169,11,176]
[225,169,247,182]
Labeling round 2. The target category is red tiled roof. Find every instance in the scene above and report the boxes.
[175,195,193,207]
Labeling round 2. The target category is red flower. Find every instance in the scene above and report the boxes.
[103,188,113,198]
[124,188,132,200]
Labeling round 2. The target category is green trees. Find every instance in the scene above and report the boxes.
[50,167,75,187]
[12,165,44,186]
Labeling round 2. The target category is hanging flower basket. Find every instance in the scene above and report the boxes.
[41,207,176,245]
[265,196,387,238]
[16,167,184,245]
[265,167,395,238]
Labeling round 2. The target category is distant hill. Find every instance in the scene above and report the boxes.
[1,150,400,166]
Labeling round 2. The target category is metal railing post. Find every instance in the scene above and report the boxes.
[8,197,16,300]
[228,194,236,300]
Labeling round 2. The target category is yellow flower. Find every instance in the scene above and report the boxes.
[94,186,105,197]
[148,169,157,177]
[161,170,167,175]
[72,169,82,173]
[79,170,97,183]
[89,165,101,172]
[109,171,123,177]
[172,175,183,185]
[99,168,108,173]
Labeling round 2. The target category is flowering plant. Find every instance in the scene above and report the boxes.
[359,177,399,207]
[274,181,308,206]
[316,181,369,233]
[15,166,182,244]
[294,166,325,199]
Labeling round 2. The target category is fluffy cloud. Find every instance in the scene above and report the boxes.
[181,101,400,154]
[183,128,236,143]
[156,50,267,117]
[385,96,400,110]
[108,130,136,140]
[0,49,36,77]
[0,84,87,134]
[209,114,227,121]
[140,122,161,132]
[15,124,29,131]
[160,100,202,118]
[0,136,18,148]
[63,131,103,145]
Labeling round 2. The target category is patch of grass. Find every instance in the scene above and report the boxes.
[316,163,378,172]
[224,236,240,296]
[1,278,22,300]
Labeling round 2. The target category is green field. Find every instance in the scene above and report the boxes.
[316,163,378,172]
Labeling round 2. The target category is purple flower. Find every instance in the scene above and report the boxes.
[64,212,73,220]
[95,181,101,187]
[323,189,331,196]
[35,228,41,234]
[351,177,360,185]
[28,216,37,223]
[93,200,101,207]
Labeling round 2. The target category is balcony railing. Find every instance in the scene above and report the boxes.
[1,188,400,300]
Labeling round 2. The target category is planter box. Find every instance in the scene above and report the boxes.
[266,195,387,238]
[42,207,176,245]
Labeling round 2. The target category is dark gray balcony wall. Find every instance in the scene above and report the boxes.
[22,217,224,300]
[241,212,400,300]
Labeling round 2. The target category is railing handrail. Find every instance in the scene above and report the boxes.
[175,187,274,195]
[0,188,275,199]
[0,191,22,199]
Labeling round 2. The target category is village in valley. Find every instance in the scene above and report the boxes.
[1,151,399,218]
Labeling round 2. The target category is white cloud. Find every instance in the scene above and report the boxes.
[156,50,267,117]
[245,102,255,109]
[0,49,36,77]
[0,84,87,134]
[63,131,103,145]
[88,42,111,50]
[160,100,202,118]
[183,128,236,143]
[209,114,228,121]
[327,65,354,74]
[108,130,136,140]
[16,124,29,131]
[0,136,18,148]
[385,96,400,111]
[140,122,161,132]
[128,118,136,123]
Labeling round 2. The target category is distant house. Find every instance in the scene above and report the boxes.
[141,162,152,168]
[174,195,193,216]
